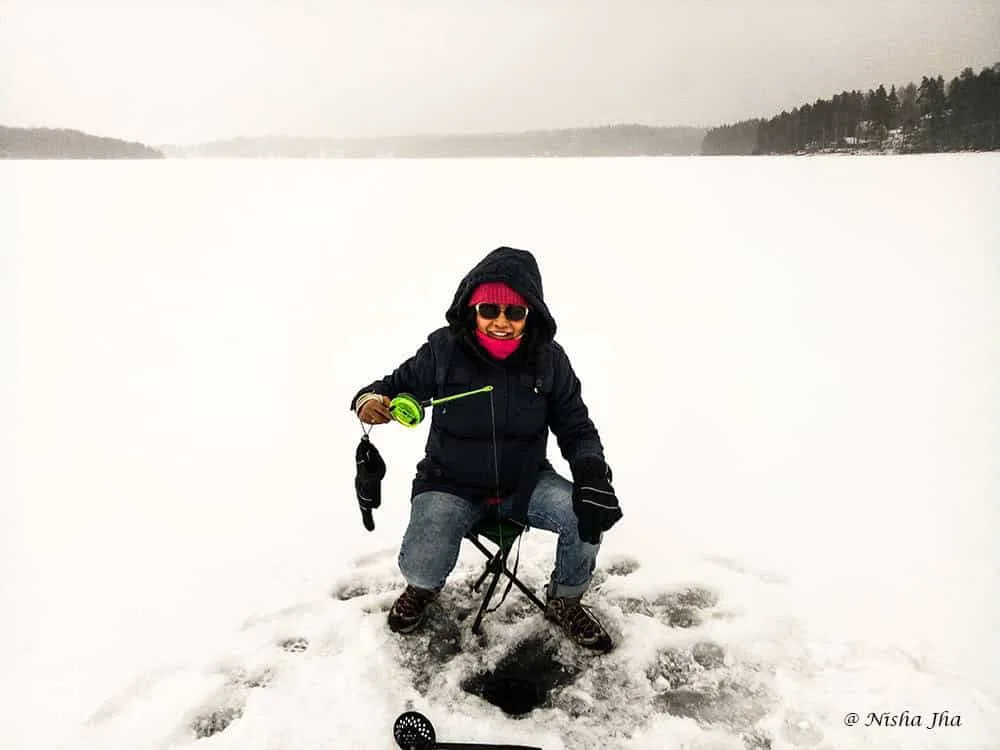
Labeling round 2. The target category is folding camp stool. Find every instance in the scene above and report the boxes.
[465,518,547,634]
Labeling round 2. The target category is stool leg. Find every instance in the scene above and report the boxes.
[472,564,492,593]
[501,566,547,612]
[466,533,545,632]
[471,553,505,635]
[466,535,494,559]
[469,539,501,593]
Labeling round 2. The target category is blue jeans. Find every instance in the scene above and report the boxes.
[398,470,601,598]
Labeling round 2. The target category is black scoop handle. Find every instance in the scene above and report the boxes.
[393,711,540,750]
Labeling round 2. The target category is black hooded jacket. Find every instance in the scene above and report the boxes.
[350,247,605,520]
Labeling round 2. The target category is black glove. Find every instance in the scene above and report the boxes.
[355,435,385,531]
[570,457,622,544]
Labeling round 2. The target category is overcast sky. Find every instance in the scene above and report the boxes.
[2,0,998,145]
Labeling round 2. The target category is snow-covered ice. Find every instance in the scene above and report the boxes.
[2,155,998,749]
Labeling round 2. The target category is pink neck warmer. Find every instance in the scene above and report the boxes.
[475,329,522,360]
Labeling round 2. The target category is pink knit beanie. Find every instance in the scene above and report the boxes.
[468,282,528,308]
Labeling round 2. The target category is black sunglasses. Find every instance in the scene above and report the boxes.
[474,302,529,322]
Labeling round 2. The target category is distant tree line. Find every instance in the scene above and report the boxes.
[0,126,163,158]
[164,124,707,158]
[702,62,1000,155]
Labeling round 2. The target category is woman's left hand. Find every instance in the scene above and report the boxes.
[570,457,623,543]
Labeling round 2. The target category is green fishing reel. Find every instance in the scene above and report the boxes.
[388,386,493,428]
[389,393,425,428]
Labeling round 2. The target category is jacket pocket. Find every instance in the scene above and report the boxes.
[434,375,495,440]
[507,386,548,440]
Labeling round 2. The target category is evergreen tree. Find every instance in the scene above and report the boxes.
[918,75,948,120]
[868,84,891,139]
[898,83,920,130]
[947,67,977,147]
[887,85,900,130]
[917,75,948,147]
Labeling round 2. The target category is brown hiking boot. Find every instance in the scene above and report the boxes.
[388,585,437,634]
[545,595,613,653]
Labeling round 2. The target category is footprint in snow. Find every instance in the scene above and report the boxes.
[331,576,404,601]
[187,664,276,740]
[605,556,641,577]
[191,704,244,739]
[647,641,780,749]
[616,584,721,628]
[279,637,310,654]
[226,666,275,689]
[187,639,310,738]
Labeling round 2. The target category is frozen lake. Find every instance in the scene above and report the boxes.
[2,154,998,749]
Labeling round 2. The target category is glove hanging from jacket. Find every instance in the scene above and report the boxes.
[570,456,623,544]
[355,435,386,531]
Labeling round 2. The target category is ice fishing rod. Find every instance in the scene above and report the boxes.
[353,385,493,533]
[389,386,493,428]
[393,711,542,750]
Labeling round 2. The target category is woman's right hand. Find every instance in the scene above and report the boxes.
[357,394,393,425]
